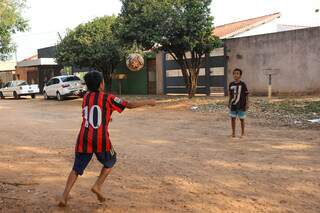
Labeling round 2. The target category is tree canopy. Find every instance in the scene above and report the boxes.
[56,16,123,90]
[115,0,221,97]
[0,0,28,60]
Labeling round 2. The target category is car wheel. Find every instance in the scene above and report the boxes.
[43,92,49,100]
[13,91,20,99]
[31,94,36,99]
[0,92,4,99]
[57,92,63,101]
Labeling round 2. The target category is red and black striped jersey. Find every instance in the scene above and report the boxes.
[75,92,127,153]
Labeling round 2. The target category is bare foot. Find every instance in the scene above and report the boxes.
[57,194,72,207]
[57,196,67,207]
[91,187,106,203]
[231,134,237,139]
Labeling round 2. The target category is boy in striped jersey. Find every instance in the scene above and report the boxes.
[228,68,249,138]
[58,71,155,207]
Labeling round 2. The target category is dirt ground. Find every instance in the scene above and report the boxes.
[0,96,319,213]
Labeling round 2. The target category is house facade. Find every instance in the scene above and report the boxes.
[156,12,318,96]
[16,48,62,92]
[0,60,16,87]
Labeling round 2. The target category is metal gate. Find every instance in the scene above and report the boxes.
[163,47,227,96]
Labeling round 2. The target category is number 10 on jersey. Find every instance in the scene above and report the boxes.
[83,105,102,129]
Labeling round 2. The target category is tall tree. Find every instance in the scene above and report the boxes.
[56,16,123,91]
[115,0,221,97]
[0,0,28,60]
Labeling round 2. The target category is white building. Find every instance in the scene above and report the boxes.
[213,13,310,39]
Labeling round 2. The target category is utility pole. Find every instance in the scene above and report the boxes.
[14,50,18,63]
[316,9,319,26]
[57,32,63,41]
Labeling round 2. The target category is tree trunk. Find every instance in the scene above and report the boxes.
[188,70,198,98]
[102,69,113,92]
[100,62,115,92]
[174,54,200,98]
[106,73,113,92]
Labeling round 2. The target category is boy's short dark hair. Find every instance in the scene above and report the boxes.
[233,68,243,76]
[84,71,103,92]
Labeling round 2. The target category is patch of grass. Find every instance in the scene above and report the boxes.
[216,101,226,106]
[257,100,320,115]
[305,101,320,113]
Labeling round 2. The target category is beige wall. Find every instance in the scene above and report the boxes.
[225,27,320,94]
[0,61,16,71]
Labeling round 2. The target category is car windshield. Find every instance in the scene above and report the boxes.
[61,76,80,82]
[18,81,27,86]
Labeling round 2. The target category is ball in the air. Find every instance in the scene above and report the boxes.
[126,53,144,72]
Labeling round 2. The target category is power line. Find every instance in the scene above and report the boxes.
[12,30,67,38]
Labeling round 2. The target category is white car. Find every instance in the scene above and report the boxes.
[43,75,86,101]
[0,80,39,99]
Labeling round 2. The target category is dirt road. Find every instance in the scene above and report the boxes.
[0,97,319,212]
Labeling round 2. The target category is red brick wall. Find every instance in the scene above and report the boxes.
[15,67,39,84]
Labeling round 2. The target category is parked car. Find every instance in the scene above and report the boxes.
[43,75,86,101]
[0,80,39,99]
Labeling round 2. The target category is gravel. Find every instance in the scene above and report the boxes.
[190,98,320,129]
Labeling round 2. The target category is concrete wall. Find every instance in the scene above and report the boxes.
[224,27,320,94]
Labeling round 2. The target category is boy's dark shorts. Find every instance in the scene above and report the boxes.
[72,151,117,176]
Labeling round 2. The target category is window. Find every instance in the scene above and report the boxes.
[46,79,53,86]
[18,81,27,86]
[61,76,80,82]
[52,78,60,85]
[10,81,16,87]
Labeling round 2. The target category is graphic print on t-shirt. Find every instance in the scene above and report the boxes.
[229,81,248,111]
[230,85,242,106]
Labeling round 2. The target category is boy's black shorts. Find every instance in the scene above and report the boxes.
[72,151,117,176]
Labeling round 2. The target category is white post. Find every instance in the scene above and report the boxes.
[268,74,272,102]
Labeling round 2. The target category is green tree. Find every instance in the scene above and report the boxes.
[0,0,28,60]
[56,16,122,91]
[115,0,221,97]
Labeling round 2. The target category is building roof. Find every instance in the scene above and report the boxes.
[22,54,38,61]
[17,54,57,67]
[17,58,57,67]
[213,12,281,39]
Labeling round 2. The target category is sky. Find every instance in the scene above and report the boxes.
[12,0,320,61]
